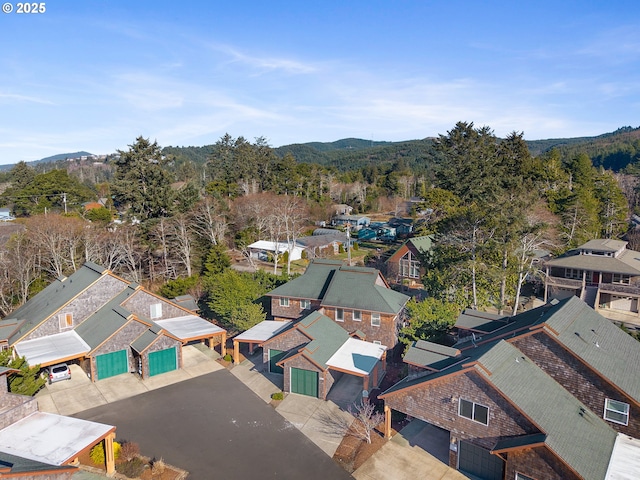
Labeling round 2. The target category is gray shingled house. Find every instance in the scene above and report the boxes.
[380,297,640,480]
[0,262,226,381]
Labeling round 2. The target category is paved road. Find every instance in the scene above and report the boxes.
[74,370,352,480]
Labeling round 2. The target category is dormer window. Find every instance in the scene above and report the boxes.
[150,303,162,319]
[58,313,73,330]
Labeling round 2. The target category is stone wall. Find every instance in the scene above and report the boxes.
[511,332,640,438]
[24,274,128,341]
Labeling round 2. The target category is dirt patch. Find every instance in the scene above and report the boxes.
[77,446,187,479]
[333,429,386,473]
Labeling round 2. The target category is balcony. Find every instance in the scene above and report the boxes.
[545,276,583,289]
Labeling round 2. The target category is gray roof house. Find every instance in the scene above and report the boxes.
[380,297,640,479]
[1,262,226,381]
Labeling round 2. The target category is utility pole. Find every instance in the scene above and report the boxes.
[62,193,67,214]
[346,223,351,266]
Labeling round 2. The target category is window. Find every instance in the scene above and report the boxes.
[373,340,382,345]
[459,398,489,425]
[150,303,162,319]
[371,312,381,327]
[58,313,73,330]
[300,299,310,310]
[612,274,631,285]
[353,310,362,321]
[336,308,344,322]
[515,474,536,480]
[279,297,290,307]
[604,398,630,425]
[566,268,582,280]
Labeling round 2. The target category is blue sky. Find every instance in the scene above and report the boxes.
[1,1,639,164]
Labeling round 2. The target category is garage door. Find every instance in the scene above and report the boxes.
[149,347,178,377]
[290,367,318,397]
[269,349,285,374]
[95,349,128,380]
[458,441,504,480]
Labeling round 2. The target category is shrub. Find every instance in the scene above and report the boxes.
[223,353,233,362]
[90,441,121,465]
[352,242,359,251]
[339,244,345,253]
[119,441,140,462]
[271,391,284,401]
[116,457,146,478]
[151,457,166,475]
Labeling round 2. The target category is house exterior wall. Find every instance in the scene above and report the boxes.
[322,306,399,347]
[261,329,309,364]
[90,320,148,376]
[13,472,76,480]
[282,355,333,399]
[139,336,182,379]
[505,447,581,480]
[269,297,321,321]
[383,370,540,468]
[0,394,37,430]
[23,274,128,341]
[122,290,186,321]
[511,332,640,439]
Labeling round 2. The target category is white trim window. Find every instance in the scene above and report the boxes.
[353,310,362,321]
[604,398,630,425]
[566,268,582,280]
[458,398,489,425]
[371,312,381,327]
[279,297,290,307]
[612,274,631,285]
[336,308,344,322]
[515,473,536,480]
[150,303,162,319]
[300,299,310,310]
[58,313,74,330]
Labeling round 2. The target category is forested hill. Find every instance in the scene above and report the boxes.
[161,126,640,173]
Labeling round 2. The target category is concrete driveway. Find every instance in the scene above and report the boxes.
[36,345,224,416]
[75,370,352,480]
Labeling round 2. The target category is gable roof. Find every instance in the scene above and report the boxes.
[295,311,351,369]
[403,340,461,371]
[545,239,640,275]
[383,340,617,480]
[267,259,409,314]
[407,235,433,253]
[4,262,106,344]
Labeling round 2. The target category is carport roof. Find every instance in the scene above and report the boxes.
[0,451,77,475]
[326,337,386,376]
[0,412,114,466]
[13,330,90,367]
[155,315,225,342]
[235,320,293,342]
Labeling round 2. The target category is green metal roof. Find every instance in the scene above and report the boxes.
[297,311,350,369]
[408,235,433,253]
[454,309,507,333]
[5,262,106,344]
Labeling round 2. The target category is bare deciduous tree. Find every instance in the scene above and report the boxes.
[347,401,385,444]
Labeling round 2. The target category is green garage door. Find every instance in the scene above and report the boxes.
[269,349,285,374]
[459,441,504,480]
[290,367,318,397]
[149,347,178,377]
[95,350,128,380]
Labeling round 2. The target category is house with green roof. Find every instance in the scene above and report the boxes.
[258,311,387,399]
[384,235,433,287]
[380,296,640,479]
[266,259,410,348]
[544,238,640,324]
[0,262,226,381]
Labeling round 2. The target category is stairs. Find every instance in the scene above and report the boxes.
[582,286,598,308]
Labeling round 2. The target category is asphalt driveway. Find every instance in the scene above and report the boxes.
[74,370,352,480]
